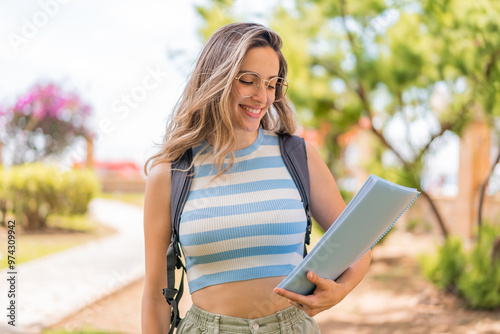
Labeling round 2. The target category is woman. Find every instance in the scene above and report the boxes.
[142,22,371,333]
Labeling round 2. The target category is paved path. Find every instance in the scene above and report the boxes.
[0,199,145,334]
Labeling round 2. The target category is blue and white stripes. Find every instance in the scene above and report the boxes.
[179,129,307,293]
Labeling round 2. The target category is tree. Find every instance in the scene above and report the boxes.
[195,0,500,237]
[478,124,500,229]
[0,83,92,165]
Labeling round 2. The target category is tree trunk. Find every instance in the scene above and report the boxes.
[419,189,449,238]
[478,140,500,228]
[492,236,500,265]
[26,211,46,230]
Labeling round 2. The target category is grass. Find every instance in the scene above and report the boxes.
[47,214,102,232]
[0,214,115,269]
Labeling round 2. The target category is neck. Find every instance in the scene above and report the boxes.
[234,129,259,151]
[206,129,260,151]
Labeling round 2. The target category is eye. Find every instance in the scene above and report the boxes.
[238,73,259,86]
[239,78,254,86]
[267,78,279,90]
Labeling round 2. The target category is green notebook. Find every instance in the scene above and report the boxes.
[276,174,420,295]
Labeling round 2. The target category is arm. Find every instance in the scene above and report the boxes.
[274,142,372,316]
[141,162,172,333]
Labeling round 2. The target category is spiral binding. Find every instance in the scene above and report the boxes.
[351,192,420,265]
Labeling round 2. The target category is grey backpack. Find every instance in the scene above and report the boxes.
[162,133,311,334]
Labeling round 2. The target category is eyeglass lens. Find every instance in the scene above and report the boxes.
[236,73,288,101]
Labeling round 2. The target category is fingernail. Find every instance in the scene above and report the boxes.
[308,272,314,279]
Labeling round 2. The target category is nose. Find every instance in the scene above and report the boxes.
[252,82,269,103]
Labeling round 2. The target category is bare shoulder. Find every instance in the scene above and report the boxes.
[146,161,172,189]
[304,141,328,173]
[147,161,172,184]
[143,161,172,241]
[144,162,172,209]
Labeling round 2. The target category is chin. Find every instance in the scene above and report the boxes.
[236,125,260,134]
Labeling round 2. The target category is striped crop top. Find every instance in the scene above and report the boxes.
[179,128,307,293]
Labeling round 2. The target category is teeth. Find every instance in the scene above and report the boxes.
[241,105,261,114]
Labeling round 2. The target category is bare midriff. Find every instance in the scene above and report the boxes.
[190,276,290,318]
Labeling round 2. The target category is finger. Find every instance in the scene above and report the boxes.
[306,271,337,291]
[306,271,318,282]
[307,271,329,285]
[273,288,311,306]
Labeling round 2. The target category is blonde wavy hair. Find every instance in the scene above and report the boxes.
[145,22,297,177]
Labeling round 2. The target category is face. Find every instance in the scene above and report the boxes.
[229,46,280,146]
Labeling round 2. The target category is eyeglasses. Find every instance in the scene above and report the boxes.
[234,72,289,102]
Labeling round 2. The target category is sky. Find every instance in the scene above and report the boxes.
[1,0,208,169]
[0,0,284,170]
[0,0,470,194]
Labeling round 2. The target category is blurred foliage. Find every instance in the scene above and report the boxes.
[0,83,92,165]
[419,224,500,309]
[0,166,7,226]
[60,168,101,215]
[7,163,61,229]
[457,224,500,309]
[196,0,236,40]
[196,0,500,237]
[0,164,100,229]
[406,217,432,234]
[419,236,466,291]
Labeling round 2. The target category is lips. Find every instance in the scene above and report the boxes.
[240,104,263,118]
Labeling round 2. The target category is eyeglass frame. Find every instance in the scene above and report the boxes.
[233,72,289,102]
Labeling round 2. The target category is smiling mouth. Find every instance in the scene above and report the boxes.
[240,104,262,115]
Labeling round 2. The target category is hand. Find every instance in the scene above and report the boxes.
[273,271,348,317]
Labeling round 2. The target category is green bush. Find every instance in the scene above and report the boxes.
[60,168,100,215]
[406,218,432,234]
[457,225,500,309]
[419,225,500,310]
[0,167,8,226]
[6,163,100,229]
[9,163,61,229]
[419,236,466,292]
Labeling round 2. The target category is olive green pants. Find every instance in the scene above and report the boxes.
[177,304,321,334]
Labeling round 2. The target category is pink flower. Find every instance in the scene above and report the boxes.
[6,82,93,134]
[31,100,45,119]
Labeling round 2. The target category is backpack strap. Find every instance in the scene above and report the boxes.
[162,148,193,334]
[279,134,312,256]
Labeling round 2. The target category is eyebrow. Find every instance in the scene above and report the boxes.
[237,71,281,79]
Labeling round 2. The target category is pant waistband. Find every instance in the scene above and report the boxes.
[185,304,308,333]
